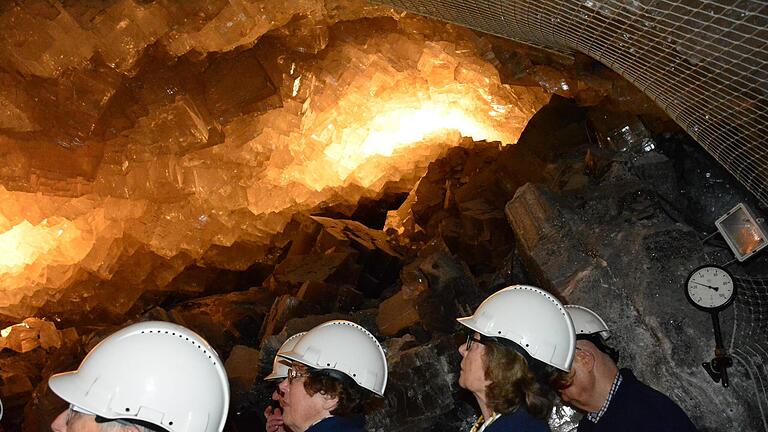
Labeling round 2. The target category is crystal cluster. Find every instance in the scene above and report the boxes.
[0,3,552,321]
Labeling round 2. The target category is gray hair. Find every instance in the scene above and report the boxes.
[97,420,155,432]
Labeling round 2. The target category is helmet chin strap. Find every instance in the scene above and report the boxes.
[94,415,170,432]
[71,404,169,432]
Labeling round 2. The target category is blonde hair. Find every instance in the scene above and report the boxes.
[483,342,564,419]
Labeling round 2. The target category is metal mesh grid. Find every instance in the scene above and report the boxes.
[374,0,768,206]
[730,275,768,431]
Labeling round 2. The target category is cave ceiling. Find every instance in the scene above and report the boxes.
[0,0,663,323]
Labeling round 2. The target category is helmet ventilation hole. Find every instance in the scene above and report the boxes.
[125,408,130,412]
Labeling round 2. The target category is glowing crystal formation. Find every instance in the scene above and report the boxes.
[0,5,558,321]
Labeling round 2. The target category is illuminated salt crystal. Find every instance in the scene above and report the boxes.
[0,11,556,321]
[0,74,36,132]
[0,318,61,353]
[161,0,317,56]
[90,0,169,72]
[128,96,215,155]
[0,2,95,78]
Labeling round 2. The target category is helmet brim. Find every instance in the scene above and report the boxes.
[48,372,86,409]
[456,316,481,334]
[277,350,385,397]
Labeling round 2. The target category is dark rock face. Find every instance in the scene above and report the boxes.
[378,239,479,337]
[367,334,463,431]
[505,159,763,431]
[169,288,275,358]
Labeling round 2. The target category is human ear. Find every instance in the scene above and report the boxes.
[576,347,596,372]
[320,393,339,412]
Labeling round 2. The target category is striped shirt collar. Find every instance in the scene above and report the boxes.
[586,370,623,423]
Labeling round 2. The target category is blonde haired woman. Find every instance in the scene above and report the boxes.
[456,285,576,431]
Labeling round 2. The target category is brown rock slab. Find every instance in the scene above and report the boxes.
[505,183,597,297]
[377,290,420,337]
[225,345,262,397]
[170,288,274,357]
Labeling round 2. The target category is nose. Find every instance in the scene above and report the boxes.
[50,409,68,432]
[278,378,290,395]
[458,343,467,357]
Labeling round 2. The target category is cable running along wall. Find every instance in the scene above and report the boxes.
[372,0,768,206]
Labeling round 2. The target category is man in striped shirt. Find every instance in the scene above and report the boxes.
[558,305,698,432]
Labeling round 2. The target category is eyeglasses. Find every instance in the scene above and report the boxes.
[286,367,311,383]
[464,333,486,351]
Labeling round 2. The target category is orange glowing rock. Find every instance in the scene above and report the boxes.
[0,8,554,321]
[0,2,95,79]
[0,318,62,353]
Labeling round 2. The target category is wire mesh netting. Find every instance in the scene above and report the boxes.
[372,0,768,207]
[730,275,768,432]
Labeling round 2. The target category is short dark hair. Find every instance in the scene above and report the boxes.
[303,371,366,417]
[483,338,566,420]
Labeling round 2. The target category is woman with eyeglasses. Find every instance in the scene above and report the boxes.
[275,320,387,432]
[456,285,577,432]
[263,332,306,432]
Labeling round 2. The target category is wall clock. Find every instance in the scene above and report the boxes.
[684,264,736,387]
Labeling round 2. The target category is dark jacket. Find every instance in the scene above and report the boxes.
[578,368,697,432]
[307,415,364,432]
[484,408,550,432]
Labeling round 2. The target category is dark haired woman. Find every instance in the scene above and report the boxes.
[276,320,387,432]
[263,332,305,432]
[457,285,577,431]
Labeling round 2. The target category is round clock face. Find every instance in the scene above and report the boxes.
[685,265,736,311]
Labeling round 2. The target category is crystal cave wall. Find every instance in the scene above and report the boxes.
[0,0,555,321]
[0,1,767,432]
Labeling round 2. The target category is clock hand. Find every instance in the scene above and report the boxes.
[692,281,719,291]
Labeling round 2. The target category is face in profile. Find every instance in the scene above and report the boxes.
[557,342,594,411]
[277,364,336,430]
[458,332,491,395]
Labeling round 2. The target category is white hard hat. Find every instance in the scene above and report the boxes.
[48,321,229,432]
[457,285,576,372]
[565,305,611,340]
[278,320,387,397]
[264,332,306,381]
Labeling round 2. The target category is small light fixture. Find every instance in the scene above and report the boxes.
[715,203,768,262]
